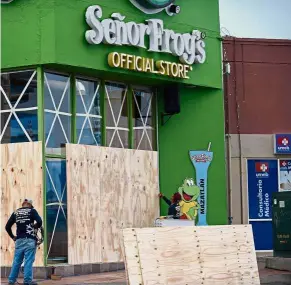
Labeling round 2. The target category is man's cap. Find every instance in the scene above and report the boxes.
[23,198,33,205]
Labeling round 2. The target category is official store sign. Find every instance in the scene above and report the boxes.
[274,134,291,154]
[85,5,206,79]
[108,52,192,79]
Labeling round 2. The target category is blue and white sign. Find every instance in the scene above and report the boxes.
[247,160,278,219]
[249,221,273,250]
[274,134,291,154]
[247,159,279,250]
[279,159,291,192]
[189,150,213,226]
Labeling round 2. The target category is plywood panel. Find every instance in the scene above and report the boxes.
[123,225,260,285]
[122,229,143,285]
[128,150,159,229]
[66,144,101,265]
[0,142,44,266]
[100,149,159,262]
[100,147,131,262]
[66,144,159,264]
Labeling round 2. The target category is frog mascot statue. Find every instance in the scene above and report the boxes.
[178,178,200,221]
[130,0,181,15]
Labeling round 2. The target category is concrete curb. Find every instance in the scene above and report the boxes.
[265,257,291,272]
[260,273,291,285]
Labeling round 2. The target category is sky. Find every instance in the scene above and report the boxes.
[219,0,291,39]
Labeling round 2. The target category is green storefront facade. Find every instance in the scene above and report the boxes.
[1,0,227,263]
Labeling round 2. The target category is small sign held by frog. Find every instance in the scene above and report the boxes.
[189,143,213,226]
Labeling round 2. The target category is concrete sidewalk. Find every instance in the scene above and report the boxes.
[1,271,126,285]
[2,267,291,284]
[260,267,291,285]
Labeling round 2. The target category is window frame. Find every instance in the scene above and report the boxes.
[43,70,72,155]
[132,86,156,151]
[0,69,39,143]
[1,67,158,151]
[1,66,158,266]
[104,80,130,149]
[75,76,102,146]
[45,157,68,264]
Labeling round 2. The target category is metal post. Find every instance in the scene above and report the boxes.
[37,66,47,265]
[101,80,106,146]
[128,85,134,149]
[71,75,77,143]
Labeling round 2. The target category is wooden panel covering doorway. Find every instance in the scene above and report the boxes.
[66,144,159,265]
[0,142,44,266]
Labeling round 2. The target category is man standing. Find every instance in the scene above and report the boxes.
[5,198,42,285]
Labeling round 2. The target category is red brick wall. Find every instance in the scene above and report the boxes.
[223,37,291,134]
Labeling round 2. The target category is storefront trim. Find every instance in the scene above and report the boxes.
[127,85,134,149]
[70,75,77,144]
[36,66,47,265]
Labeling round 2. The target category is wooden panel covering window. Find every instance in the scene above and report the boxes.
[66,144,159,265]
[0,142,44,266]
[123,225,260,285]
[66,144,102,264]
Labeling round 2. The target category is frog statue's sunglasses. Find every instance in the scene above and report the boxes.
[135,0,176,9]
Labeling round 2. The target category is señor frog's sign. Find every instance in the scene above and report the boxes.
[85,5,206,67]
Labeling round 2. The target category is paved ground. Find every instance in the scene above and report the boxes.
[260,267,291,284]
[1,271,126,285]
[2,268,291,284]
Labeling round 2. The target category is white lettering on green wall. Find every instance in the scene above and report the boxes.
[85,5,206,65]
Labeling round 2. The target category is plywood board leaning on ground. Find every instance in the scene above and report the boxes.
[66,144,102,265]
[66,144,159,264]
[0,142,44,266]
[123,225,260,285]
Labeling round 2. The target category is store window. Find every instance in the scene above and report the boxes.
[76,78,102,145]
[105,82,129,148]
[46,158,68,263]
[133,87,156,151]
[0,70,38,143]
[44,72,71,154]
[1,70,157,151]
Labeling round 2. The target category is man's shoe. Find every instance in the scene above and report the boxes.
[24,282,38,285]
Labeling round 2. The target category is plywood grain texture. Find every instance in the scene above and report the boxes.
[66,144,102,265]
[100,147,130,263]
[123,225,260,285]
[0,142,44,266]
[66,144,159,264]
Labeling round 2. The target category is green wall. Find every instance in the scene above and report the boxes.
[2,0,222,88]
[158,86,227,224]
[2,0,227,224]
